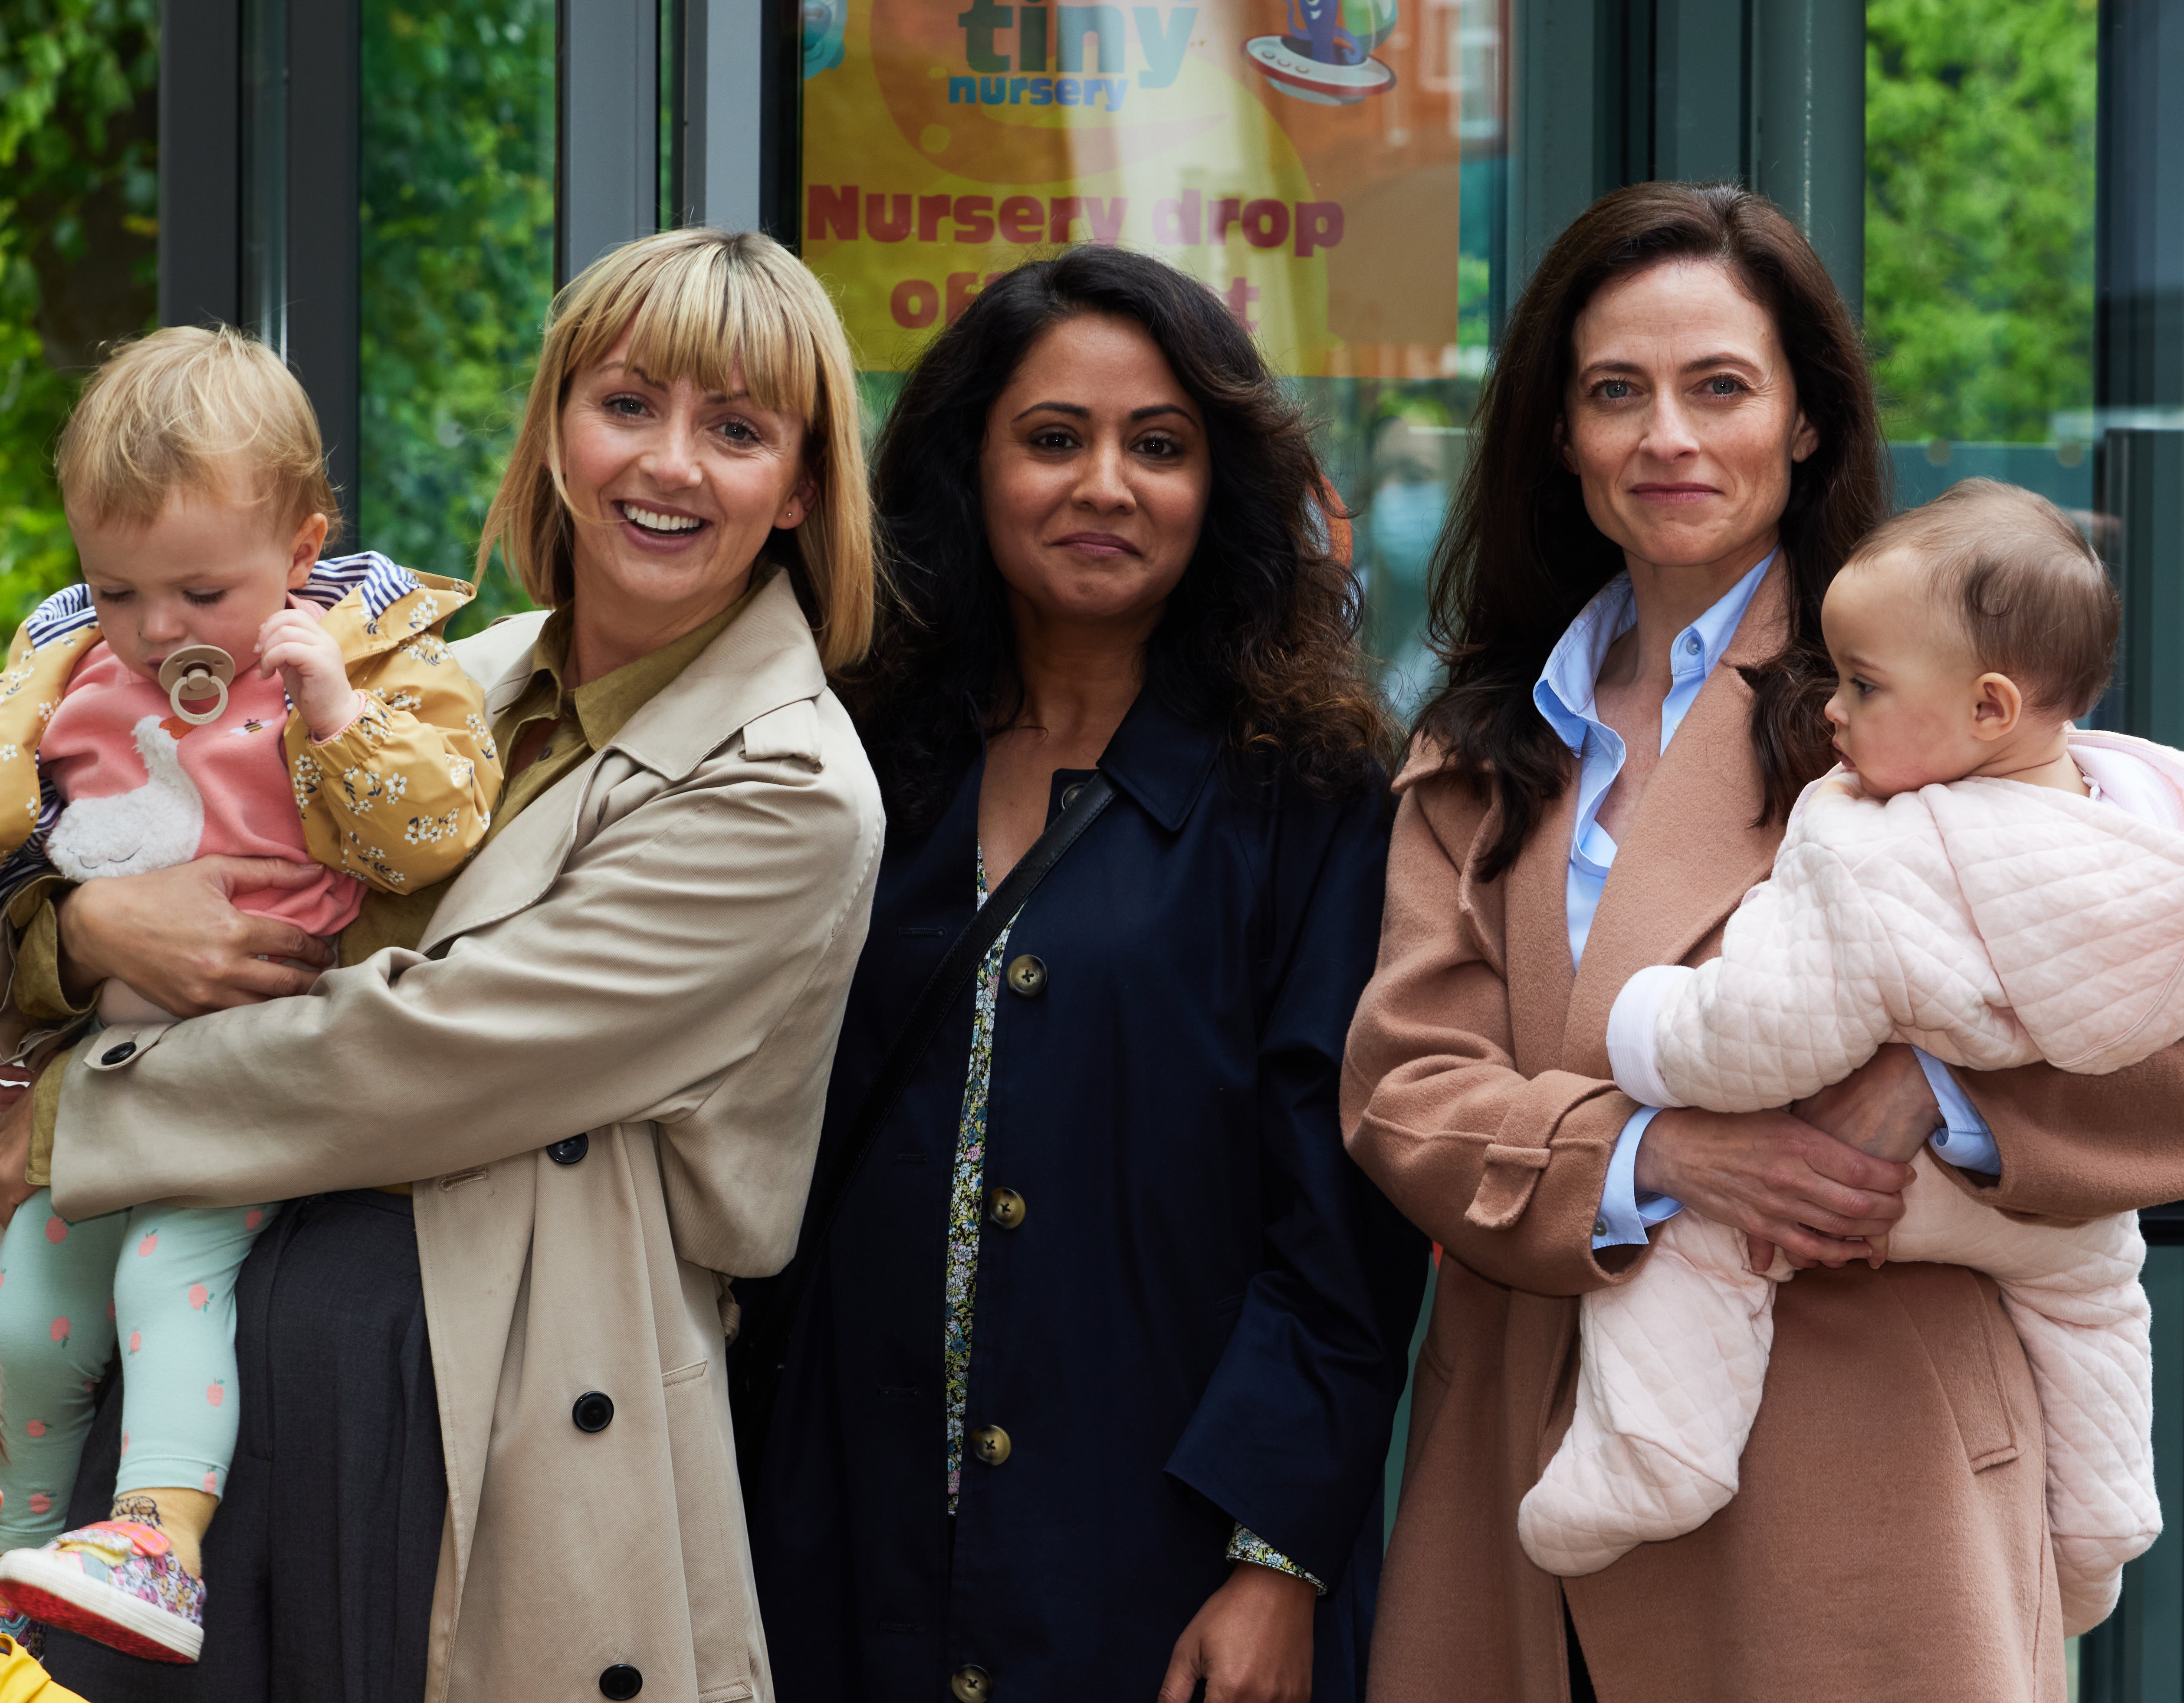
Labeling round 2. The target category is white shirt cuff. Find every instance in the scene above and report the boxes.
[1912,1047,2002,1175]
[1605,964,1694,1109]
[1594,1105,1682,1248]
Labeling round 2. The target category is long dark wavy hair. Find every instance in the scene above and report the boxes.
[843,246,1396,834]
[1415,181,1890,880]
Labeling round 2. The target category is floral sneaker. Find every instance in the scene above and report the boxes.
[0,1521,203,1663]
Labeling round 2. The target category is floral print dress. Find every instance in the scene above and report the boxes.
[942,854,1014,1509]
[944,851,1321,1588]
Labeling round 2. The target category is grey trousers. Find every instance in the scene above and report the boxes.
[42,1189,445,1703]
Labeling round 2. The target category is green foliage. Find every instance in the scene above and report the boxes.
[0,0,158,625]
[1455,252,1491,346]
[1865,0,2097,443]
[357,0,555,637]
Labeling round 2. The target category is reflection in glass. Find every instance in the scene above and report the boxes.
[357,0,556,634]
[1865,0,2096,515]
[1312,0,1506,716]
[241,0,288,358]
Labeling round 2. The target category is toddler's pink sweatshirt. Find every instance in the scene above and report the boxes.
[40,628,365,939]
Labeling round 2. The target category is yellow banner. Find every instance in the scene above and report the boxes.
[801,0,1468,376]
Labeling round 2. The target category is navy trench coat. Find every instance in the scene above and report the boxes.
[745,691,1428,1703]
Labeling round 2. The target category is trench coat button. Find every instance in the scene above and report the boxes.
[100,1042,136,1065]
[547,1134,590,1165]
[572,1391,615,1433]
[1060,782,1085,809]
[1005,955,1046,998]
[950,1664,993,1701]
[598,1664,642,1699]
[969,1424,1011,1465]
[985,1187,1027,1230]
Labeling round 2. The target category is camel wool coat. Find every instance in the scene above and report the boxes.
[1342,565,2184,1703]
[47,569,886,1703]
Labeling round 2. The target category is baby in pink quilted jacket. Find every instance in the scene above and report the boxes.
[1522,480,2176,1634]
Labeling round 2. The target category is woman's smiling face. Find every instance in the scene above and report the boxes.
[556,324,815,621]
[978,311,1211,635]
[1560,258,1818,579]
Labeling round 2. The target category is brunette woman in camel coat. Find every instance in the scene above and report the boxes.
[1343,183,2184,1703]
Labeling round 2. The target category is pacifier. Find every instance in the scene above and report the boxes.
[157,644,236,725]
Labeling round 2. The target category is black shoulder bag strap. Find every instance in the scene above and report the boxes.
[732,771,1116,1481]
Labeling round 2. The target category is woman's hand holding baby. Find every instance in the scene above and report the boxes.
[257,608,363,742]
[56,856,336,1015]
[1635,1101,1913,1269]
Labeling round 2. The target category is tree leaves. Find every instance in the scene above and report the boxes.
[0,0,159,623]
[1865,0,2097,444]
[357,0,555,635]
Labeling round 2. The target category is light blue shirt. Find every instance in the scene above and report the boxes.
[1916,1048,2002,1173]
[1529,558,2000,1253]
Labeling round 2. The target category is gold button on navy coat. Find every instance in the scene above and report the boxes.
[745,692,1427,1703]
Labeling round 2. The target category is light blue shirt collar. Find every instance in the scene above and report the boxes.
[1532,552,1774,967]
[1532,552,1774,762]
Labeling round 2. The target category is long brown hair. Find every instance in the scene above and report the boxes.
[1415,181,1889,879]
[844,246,1396,834]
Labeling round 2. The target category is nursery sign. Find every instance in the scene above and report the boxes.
[799,0,1469,375]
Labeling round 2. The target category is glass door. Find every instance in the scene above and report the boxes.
[357,0,558,634]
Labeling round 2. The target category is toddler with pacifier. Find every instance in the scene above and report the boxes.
[0,327,503,1661]
[1523,480,2180,1634]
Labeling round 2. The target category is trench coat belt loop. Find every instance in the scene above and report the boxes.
[1467,1143,1553,1230]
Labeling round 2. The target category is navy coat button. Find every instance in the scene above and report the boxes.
[950,1666,993,1701]
[969,1424,1011,1465]
[985,1187,1026,1230]
[1060,782,1085,809]
[100,1042,136,1065]
[1005,954,1046,998]
[572,1391,615,1433]
[598,1664,642,1699]
[548,1134,589,1165]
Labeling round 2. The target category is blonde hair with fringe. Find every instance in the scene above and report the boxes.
[56,325,340,538]
[479,228,875,670]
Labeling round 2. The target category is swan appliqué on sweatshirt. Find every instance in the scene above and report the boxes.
[45,715,205,882]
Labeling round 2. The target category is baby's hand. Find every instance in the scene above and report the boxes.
[257,609,361,743]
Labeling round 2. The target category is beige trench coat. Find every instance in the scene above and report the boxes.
[1342,564,2184,1703]
[49,569,886,1703]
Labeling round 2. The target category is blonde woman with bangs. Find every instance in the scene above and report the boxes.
[0,228,883,1703]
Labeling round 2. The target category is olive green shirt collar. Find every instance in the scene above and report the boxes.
[508,579,760,755]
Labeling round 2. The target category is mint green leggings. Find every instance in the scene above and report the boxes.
[0,1192,276,1551]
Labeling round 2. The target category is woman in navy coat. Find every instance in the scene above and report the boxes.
[744,247,1427,1703]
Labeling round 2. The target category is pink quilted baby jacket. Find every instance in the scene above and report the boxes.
[1609,731,2184,1111]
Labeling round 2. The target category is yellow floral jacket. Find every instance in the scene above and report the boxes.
[0,1634,82,1700]
[0,552,504,897]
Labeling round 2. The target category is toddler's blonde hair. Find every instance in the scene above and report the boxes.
[479,227,876,670]
[56,325,340,540]
[1851,478,2118,720]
